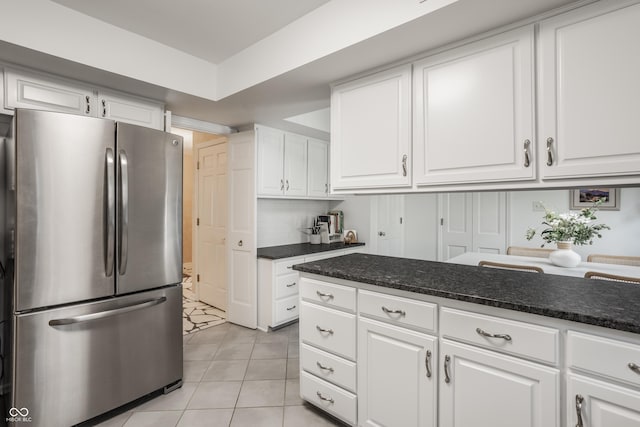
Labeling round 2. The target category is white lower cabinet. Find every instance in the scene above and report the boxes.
[440,339,559,427]
[358,317,437,427]
[299,278,357,425]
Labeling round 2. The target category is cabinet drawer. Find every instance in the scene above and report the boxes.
[300,371,357,426]
[568,331,640,387]
[441,307,559,364]
[274,295,299,325]
[300,277,356,312]
[359,289,437,333]
[275,256,305,275]
[274,272,299,299]
[300,301,356,360]
[301,343,356,393]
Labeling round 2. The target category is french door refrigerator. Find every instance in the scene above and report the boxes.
[9,109,183,427]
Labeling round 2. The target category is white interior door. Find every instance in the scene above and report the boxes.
[473,192,507,254]
[439,193,473,261]
[372,195,405,257]
[227,131,257,329]
[197,143,228,310]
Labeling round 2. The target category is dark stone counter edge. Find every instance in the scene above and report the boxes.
[257,242,366,260]
[293,265,640,335]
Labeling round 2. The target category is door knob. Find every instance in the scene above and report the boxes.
[238,240,243,247]
[378,231,386,237]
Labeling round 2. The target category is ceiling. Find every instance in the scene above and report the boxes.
[2,0,582,136]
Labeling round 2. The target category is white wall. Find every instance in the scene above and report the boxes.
[509,187,640,258]
[334,196,372,246]
[257,199,331,247]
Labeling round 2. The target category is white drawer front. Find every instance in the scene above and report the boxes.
[300,301,356,360]
[274,295,299,325]
[300,371,357,425]
[441,307,559,364]
[300,343,356,393]
[274,272,299,299]
[568,331,640,387]
[300,277,356,312]
[359,289,437,333]
[275,256,305,275]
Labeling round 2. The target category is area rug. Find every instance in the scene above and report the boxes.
[182,274,226,335]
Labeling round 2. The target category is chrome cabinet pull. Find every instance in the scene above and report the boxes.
[325,183,328,193]
[316,391,334,403]
[425,350,432,378]
[476,327,512,342]
[317,361,334,373]
[85,95,91,114]
[381,306,406,317]
[402,154,408,177]
[286,305,296,311]
[575,394,584,427]
[444,355,451,383]
[523,139,531,167]
[280,179,284,190]
[286,179,290,190]
[102,99,107,117]
[316,291,334,299]
[546,137,554,166]
[286,282,296,287]
[629,362,640,374]
[316,325,334,335]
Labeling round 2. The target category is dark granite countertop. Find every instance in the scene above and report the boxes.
[257,242,366,260]
[293,253,640,334]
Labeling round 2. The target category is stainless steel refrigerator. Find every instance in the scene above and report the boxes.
[8,109,183,426]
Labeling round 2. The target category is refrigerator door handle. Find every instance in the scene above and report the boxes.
[118,150,129,276]
[105,148,115,277]
[48,296,167,326]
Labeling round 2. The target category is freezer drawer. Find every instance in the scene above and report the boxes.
[12,286,182,427]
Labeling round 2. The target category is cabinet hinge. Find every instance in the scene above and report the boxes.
[400,217,403,225]
[196,274,200,282]
[440,218,444,226]
[197,161,200,170]
[197,218,200,226]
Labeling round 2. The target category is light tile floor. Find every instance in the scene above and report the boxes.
[95,321,346,427]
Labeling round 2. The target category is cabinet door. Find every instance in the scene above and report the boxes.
[283,133,308,196]
[358,317,437,427]
[413,26,535,185]
[568,374,640,427]
[307,138,329,198]
[5,67,95,116]
[538,1,640,179]
[440,340,559,427]
[98,90,164,130]
[256,125,285,196]
[331,64,412,190]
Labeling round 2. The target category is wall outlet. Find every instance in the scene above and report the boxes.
[532,201,545,211]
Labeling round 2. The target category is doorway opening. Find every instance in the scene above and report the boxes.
[172,126,228,334]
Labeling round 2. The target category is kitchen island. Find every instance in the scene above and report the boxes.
[293,253,640,427]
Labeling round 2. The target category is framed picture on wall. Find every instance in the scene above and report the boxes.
[570,188,620,210]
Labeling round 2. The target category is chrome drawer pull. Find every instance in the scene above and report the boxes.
[286,282,296,287]
[444,355,451,384]
[316,325,334,335]
[575,394,584,427]
[317,362,334,373]
[316,391,334,404]
[316,291,334,299]
[425,350,432,378]
[286,305,296,311]
[382,306,406,317]
[476,327,512,342]
[629,362,640,374]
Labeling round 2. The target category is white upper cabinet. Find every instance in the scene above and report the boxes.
[538,1,640,179]
[98,90,164,130]
[3,66,165,130]
[257,125,286,196]
[4,67,95,116]
[307,138,329,197]
[331,65,412,190]
[283,132,308,197]
[413,26,535,185]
